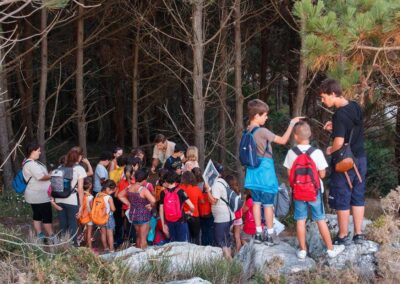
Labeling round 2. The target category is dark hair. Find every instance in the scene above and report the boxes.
[65,146,83,167]
[112,147,123,155]
[181,171,197,186]
[214,162,224,175]
[101,179,116,191]
[247,99,269,121]
[131,148,145,160]
[174,144,186,153]
[126,156,142,168]
[83,177,92,191]
[164,170,179,184]
[191,167,204,183]
[319,78,342,97]
[116,155,127,167]
[225,175,238,188]
[124,164,135,178]
[25,141,40,157]
[154,134,166,144]
[99,151,113,161]
[157,168,169,185]
[134,168,149,183]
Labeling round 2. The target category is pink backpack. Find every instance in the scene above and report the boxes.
[164,188,182,222]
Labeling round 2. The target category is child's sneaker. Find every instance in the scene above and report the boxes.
[352,234,365,245]
[327,244,345,258]
[296,249,307,259]
[254,233,264,244]
[333,233,352,246]
[265,231,280,246]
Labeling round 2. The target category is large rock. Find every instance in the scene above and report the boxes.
[325,240,379,279]
[235,241,316,275]
[166,278,211,284]
[306,214,372,258]
[102,242,223,272]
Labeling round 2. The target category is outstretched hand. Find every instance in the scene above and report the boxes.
[290,116,305,125]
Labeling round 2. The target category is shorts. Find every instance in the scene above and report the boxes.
[244,157,279,193]
[329,157,367,210]
[132,220,150,225]
[103,214,115,230]
[251,190,276,207]
[233,218,243,226]
[214,221,232,248]
[294,190,325,221]
[31,202,53,224]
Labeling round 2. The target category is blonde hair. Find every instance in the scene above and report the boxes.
[293,121,312,140]
[186,146,198,161]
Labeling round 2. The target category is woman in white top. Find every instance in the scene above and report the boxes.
[22,142,54,240]
[55,146,87,244]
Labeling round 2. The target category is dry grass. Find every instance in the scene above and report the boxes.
[380,187,400,216]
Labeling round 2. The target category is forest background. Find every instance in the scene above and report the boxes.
[1,0,399,199]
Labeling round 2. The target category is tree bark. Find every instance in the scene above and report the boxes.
[234,0,244,184]
[21,18,33,140]
[37,8,48,163]
[293,19,307,117]
[76,1,87,155]
[260,26,269,102]
[132,30,140,148]
[219,0,227,165]
[192,0,205,169]
[0,29,14,191]
[396,101,400,185]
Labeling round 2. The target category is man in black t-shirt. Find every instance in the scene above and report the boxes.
[319,78,367,246]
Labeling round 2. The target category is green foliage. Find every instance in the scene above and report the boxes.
[0,191,31,219]
[43,0,70,9]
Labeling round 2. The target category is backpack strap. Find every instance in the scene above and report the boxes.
[292,146,303,156]
[249,126,273,157]
[22,160,33,185]
[305,147,317,156]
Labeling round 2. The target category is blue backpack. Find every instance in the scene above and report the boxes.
[239,127,271,168]
[12,160,32,194]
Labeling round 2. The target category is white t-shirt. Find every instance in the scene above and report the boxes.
[23,159,51,204]
[55,164,87,205]
[211,178,234,223]
[104,194,111,214]
[283,145,328,192]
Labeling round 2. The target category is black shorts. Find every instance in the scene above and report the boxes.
[214,221,232,248]
[31,202,53,224]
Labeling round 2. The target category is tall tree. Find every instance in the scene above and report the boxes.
[37,7,48,163]
[76,1,87,155]
[234,0,244,183]
[132,29,140,148]
[192,0,205,169]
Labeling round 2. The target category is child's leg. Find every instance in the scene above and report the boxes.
[252,203,262,228]
[263,206,274,230]
[87,225,93,249]
[296,220,307,251]
[316,220,333,250]
[233,225,242,252]
[106,229,114,251]
[100,228,108,250]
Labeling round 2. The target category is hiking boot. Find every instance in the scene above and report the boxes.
[296,249,307,259]
[327,244,345,258]
[254,233,264,244]
[353,234,366,245]
[265,231,280,246]
[37,232,46,244]
[333,234,352,246]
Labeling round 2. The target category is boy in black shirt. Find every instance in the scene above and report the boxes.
[319,78,367,245]
[164,144,185,175]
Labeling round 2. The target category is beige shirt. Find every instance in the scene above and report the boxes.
[211,178,235,223]
[247,126,276,158]
[152,140,176,165]
[23,160,51,204]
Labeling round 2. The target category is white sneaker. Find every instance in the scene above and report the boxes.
[327,244,345,258]
[296,249,307,259]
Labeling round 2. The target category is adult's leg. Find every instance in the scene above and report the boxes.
[33,221,42,235]
[57,203,68,235]
[352,206,365,235]
[66,204,79,242]
[337,210,350,238]
[188,217,200,245]
[42,202,54,236]
[296,220,307,251]
[141,223,150,248]
[134,224,141,248]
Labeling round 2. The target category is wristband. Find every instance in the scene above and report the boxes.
[289,121,296,127]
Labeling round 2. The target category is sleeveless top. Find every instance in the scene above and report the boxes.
[128,186,152,222]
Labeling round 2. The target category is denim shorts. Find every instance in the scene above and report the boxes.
[328,157,367,210]
[251,190,276,207]
[103,214,115,230]
[132,220,150,225]
[294,190,325,221]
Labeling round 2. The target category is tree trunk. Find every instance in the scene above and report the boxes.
[293,19,307,117]
[114,82,125,147]
[219,0,227,165]
[192,0,205,169]
[0,31,14,191]
[234,0,244,184]
[37,8,48,163]
[76,1,87,155]
[132,30,140,148]
[396,102,400,185]
[260,26,269,102]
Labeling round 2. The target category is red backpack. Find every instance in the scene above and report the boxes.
[289,147,320,202]
[163,188,182,222]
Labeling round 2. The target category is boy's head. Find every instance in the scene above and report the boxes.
[293,121,312,143]
[247,99,269,125]
[101,179,116,193]
[174,144,186,155]
[163,170,179,187]
[319,78,342,107]
[99,151,113,166]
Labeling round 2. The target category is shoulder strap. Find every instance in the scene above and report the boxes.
[22,160,33,184]
[250,126,260,135]
[305,147,316,156]
[292,146,303,156]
